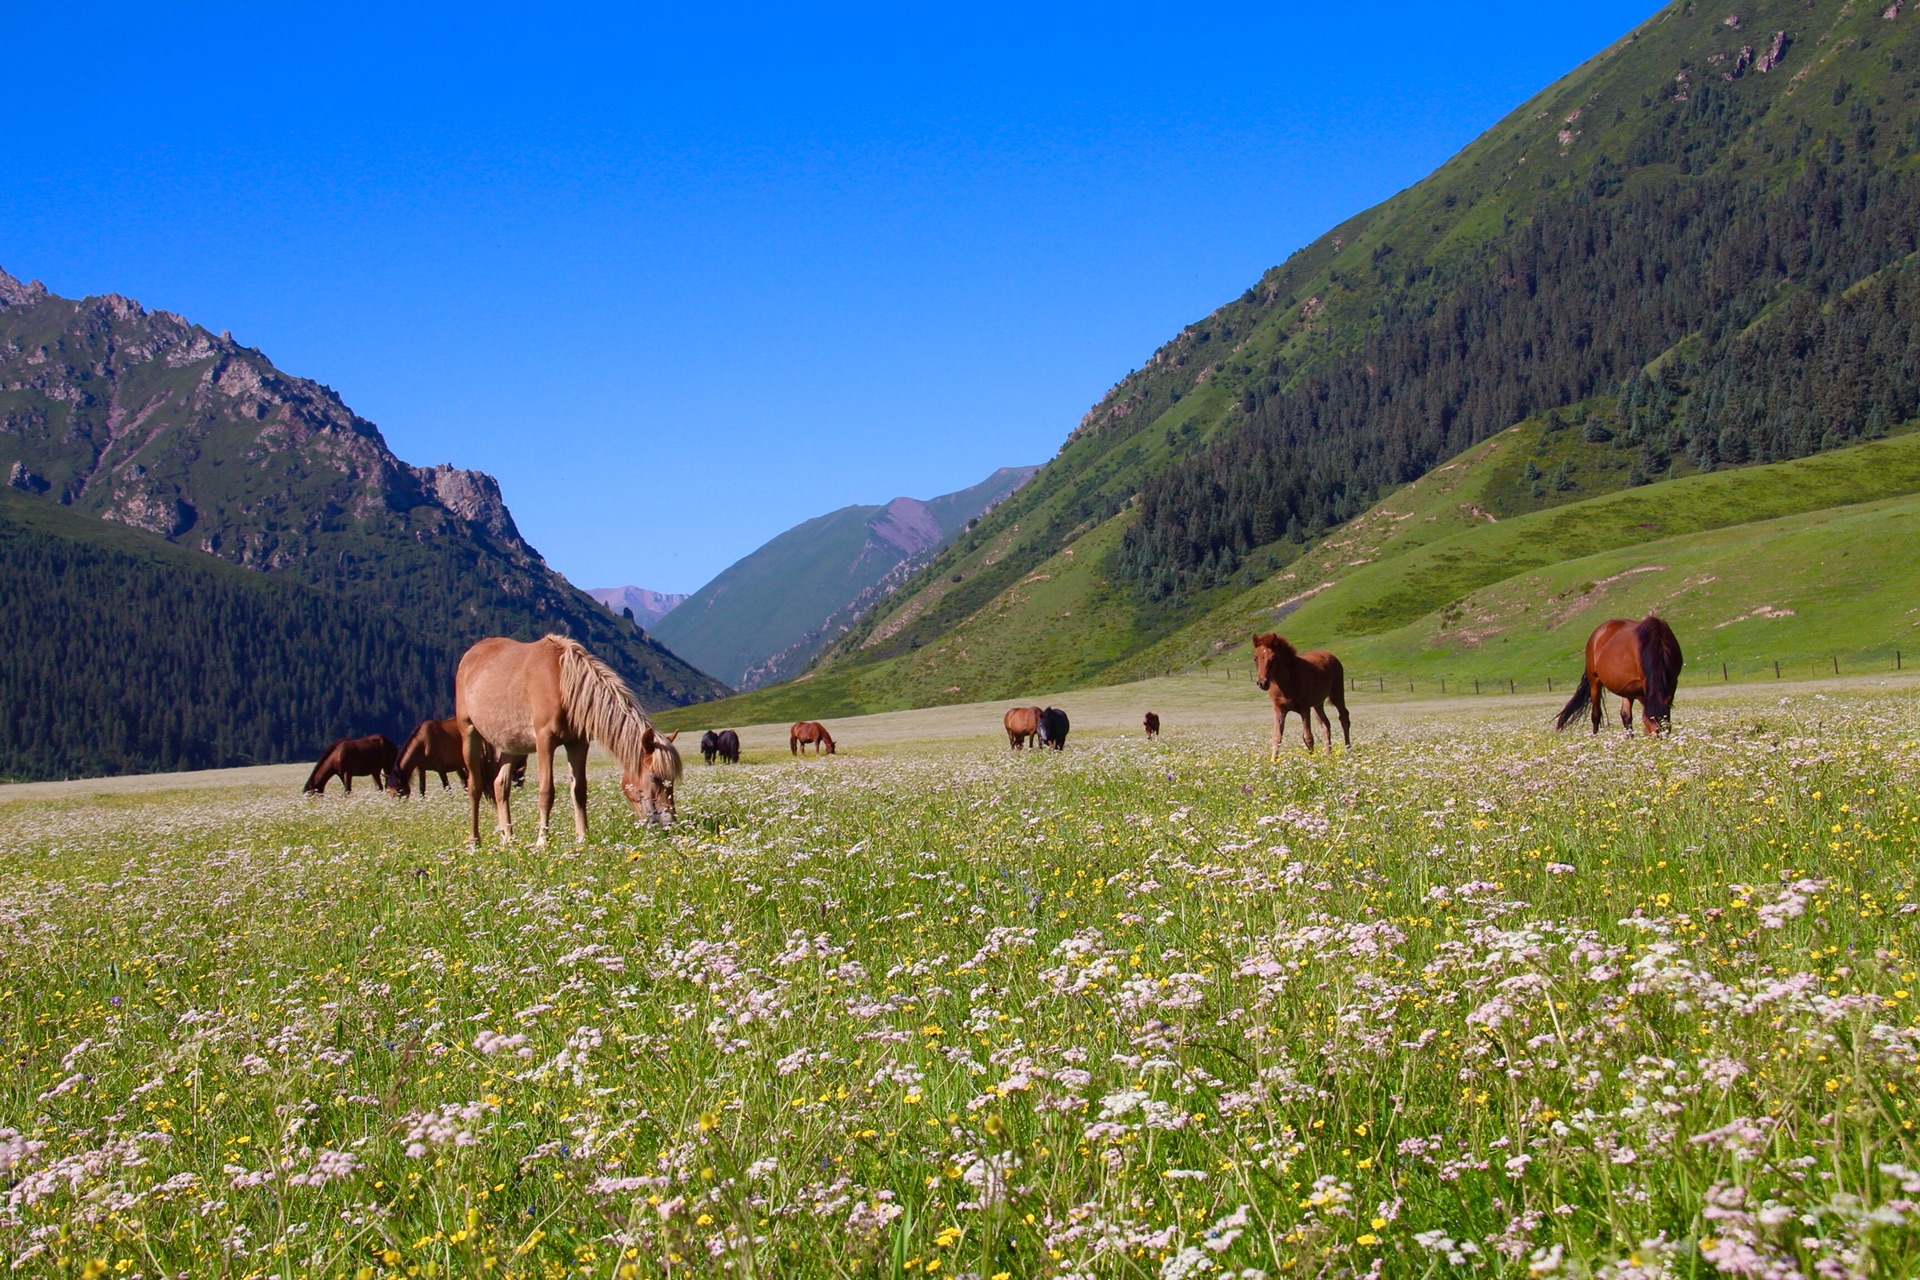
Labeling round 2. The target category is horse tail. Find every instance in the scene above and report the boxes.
[550,635,666,779]
[1638,616,1682,723]
[1553,676,1591,731]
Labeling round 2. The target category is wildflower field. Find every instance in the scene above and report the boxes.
[3,687,1919,1279]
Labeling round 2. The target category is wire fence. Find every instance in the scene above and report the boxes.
[1185,647,1912,694]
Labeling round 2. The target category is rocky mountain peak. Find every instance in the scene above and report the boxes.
[0,266,50,308]
[866,496,942,558]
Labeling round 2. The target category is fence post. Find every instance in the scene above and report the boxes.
[1774,660,1780,679]
[1409,680,1414,694]
[1475,678,1480,694]
[1900,650,1904,671]
[1833,656,1839,675]
[1441,678,1446,694]
[1508,678,1515,694]
[1547,677,1552,692]
[1722,661,1728,682]
[1379,677,1384,692]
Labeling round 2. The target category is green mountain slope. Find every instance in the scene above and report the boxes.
[1332,491,1920,690]
[657,425,1920,732]
[0,268,727,713]
[651,466,1035,689]
[749,0,1920,711]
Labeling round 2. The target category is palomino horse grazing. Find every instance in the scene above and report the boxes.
[304,734,398,795]
[1143,712,1160,739]
[1252,633,1351,758]
[1003,706,1043,749]
[455,635,682,844]
[1555,615,1683,735]
[790,721,836,756]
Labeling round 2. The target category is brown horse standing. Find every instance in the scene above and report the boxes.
[1003,706,1043,749]
[391,718,468,795]
[390,718,525,797]
[1143,712,1160,740]
[1555,615,1683,735]
[455,635,683,844]
[1252,633,1351,759]
[790,721,836,756]
[304,734,398,795]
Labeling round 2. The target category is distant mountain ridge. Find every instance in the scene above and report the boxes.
[0,265,727,778]
[651,466,1037,689]
[586,586,687,628]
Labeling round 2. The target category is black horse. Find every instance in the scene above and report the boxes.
[701,729,742,765]
[1038,707,1069,751]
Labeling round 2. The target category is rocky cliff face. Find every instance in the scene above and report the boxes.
[0,265,727,707]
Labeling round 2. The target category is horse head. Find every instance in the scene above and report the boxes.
[1252,632,1296,691]
[622,727,682,829]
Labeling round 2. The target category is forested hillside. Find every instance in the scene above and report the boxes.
[0,269,726,715]
[783,0,1920,705]
[0,490,447,780]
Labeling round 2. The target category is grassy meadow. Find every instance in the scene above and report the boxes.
[3,678,1920,1278]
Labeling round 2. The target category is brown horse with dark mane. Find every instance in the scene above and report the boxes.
[304,734,398,795]
[1003,706,1042,749]
[390,718,468,795]
[389,718,525,797]
[1143,712,1160,739]
[1252,633,1351,758]
[455,635,683,844]
[1555,615,1683,735]
[790,721,836,756]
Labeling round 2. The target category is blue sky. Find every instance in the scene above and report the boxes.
[3,2,1660,593]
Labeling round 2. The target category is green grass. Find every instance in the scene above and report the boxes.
[4,683,1919,1277]
[1105,427,1920,686]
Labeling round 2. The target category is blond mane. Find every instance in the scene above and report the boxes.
[546,635,678,780]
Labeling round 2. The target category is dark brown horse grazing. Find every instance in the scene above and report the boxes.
[390,718,525,797]
[1038,707,1069,750]
[455,635,683,845]
[790,721,836,756]
[1555,615,1683,735]
[700,730,723,765]
[1003,706,1043,749]
[304,734,398,795]
[714,729,741,764]
[1143,712,1160,740]
[391,718,468,795]
[1252,633,1351,759]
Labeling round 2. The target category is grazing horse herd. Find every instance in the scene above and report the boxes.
[304,614,1683,839]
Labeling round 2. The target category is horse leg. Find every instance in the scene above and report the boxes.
[1314,703,1335,752]
[1621,697,1635,733]
[1271,707,1287,762]
[1301,709,1316,753]
[534,740,557,847]
[463,729,486,846]
[493,757,518,843]
[565,741,589,844]
[1588,677,1604,734]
